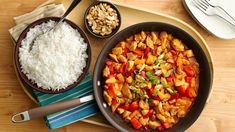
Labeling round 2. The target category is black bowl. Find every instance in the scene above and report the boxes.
[84,1,121,39]
[14,17,91,94]
[93,22,212,131]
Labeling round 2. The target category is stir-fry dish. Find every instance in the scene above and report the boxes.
[102,31,199,130]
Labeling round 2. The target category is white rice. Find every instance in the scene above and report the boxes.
[19,20,88,91]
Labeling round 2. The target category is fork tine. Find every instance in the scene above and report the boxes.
[200,0,210,6]
[192,0,206,11]
[197,0,208,9]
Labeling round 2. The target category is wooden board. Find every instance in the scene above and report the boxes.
[0,0,235,132]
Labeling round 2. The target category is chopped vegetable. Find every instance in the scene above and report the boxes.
[146,72,159,84]
[130,118,142,129]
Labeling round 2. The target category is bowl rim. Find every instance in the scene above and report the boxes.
[14,16,91,94]
[84,0,122,39]
[93,22,212,131]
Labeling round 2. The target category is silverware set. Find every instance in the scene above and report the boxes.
[192,0,235,26]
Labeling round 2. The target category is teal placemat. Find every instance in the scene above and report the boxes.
[33,74,99,129]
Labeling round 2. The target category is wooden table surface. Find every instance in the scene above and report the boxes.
[1,0,235,131]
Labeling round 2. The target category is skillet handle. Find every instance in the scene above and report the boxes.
[12,95,94,123]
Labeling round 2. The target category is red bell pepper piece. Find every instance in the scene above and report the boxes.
[185,76,192,83]
[176,86,186,96]
[123,47,129,56]
[128,101,139,112]
[130,118,142,129]
[111,99,118,105]
[144,47,150,58]
[166,73,174,82]
[125,68,134,76]
[133,48,143,57]
[183,66,195,77]
[144,109,154,118]
[119,103,129,110]
[108,85,116,98]
[108,65,114,74]
[163,122,173,129]
[170,93,179,100]
[119,62,127,73]
[170,50,177,56]
[106,60,113,66]
[185,87,197,98]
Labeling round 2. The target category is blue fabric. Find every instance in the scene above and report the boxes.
[33,74,99,129]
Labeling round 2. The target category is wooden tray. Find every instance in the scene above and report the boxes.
[14,0,214,128]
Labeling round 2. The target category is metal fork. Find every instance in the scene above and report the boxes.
[192,0,235,26]
[205,0,235,23]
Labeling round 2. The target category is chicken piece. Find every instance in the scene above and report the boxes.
[116,41,125,48]
[166,117,175,123]
[122,83,132,99]
[126,36,134,43]
[168,34,173,41]
[184,50,194,58]
[109,54,118,62]
[117,108,125,114]
[171,38,184,51]
[127,61,135,71]
[127,53,137,61]
[139,99,149,110]
[126,76,133,84]
[174,78,186,87]
[103,91,112,106]
[114,83,122,97]
[134,33,142,42]
[146,81,152,89]
[129,110,141,119]
[191,77,196,88]
[103,66,110,77]
[112,102,120,112]
[139,117,149,126]
[149,120,161,129]
[157,46,163,55]
[182,58,190,65]
[137,42,147,50]
[105,77,117,84]
[117,55,127,62]
[159,31,168,40]
[146,36,154,49]
[141,109,149,115]
[117,73,125,83]
[129,41,138,51]
[165,52,173,59]
[113,62,121,71]
[151,100,160,106]
[145,65,153,71]
[139,31,146,41]
[146,54,157,65]
[123,110,131,118]
[177,110,186,117]
[151,32,158,44]
[112,47,123,55]
[134,58,145,65]
[167,58,174,64]
[176,57,183,67]
[170,107,178,116]
[156,114,166,122]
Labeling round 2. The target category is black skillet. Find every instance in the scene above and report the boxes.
[93,22,212,132]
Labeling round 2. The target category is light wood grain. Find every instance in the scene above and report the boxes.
[0,0,235,132]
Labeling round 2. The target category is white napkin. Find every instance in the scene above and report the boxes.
[9,0,65,41]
